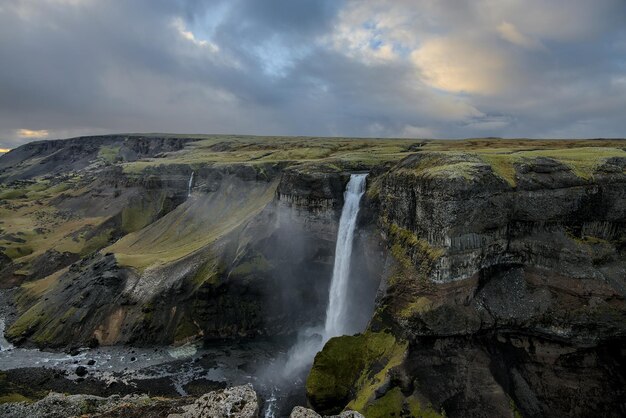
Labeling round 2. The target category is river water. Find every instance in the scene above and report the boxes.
[0,316,299,416]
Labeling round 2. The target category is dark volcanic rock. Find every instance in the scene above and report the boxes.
[0,251,11,272]
[374,157,626,416]
[26,250,80,282]
[5,253,129,348]
[400,335,626,418]
[75,366,87,377]
[308,153,626,417]
[277,167,348,211]
[0,251,13,277]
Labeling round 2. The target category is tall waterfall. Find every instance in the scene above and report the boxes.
[324,173,368,338]
[279,173,368,377]
[187,171,194,197]
[262,173,368,415]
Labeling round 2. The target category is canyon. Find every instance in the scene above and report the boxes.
[0,135,625,417]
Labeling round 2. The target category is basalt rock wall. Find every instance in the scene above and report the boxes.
[308,154,626,417]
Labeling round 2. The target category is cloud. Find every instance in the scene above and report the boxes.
[17,129,49,138]
[477,0,626,42]
[0,0,625,149]
[401,125,435,139]
[496,21,546,50]
[172,17,219,51]
[411,37,512,95]
[464,115,514,131]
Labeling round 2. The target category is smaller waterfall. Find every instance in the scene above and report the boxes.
[324,173,368,338]
[187,171,195,197]
[263,388,278,418]
[0,319,14,352]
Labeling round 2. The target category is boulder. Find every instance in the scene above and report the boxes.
[290,406,321,418]
[289,406,364,418]
[74,366,87,377]
[168,384,259,418]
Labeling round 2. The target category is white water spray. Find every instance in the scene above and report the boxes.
[324,173,368,338]
[187,171,194,197]
[261,173,368,415]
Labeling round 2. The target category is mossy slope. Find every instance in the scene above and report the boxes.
[306,331,409,416]
[109,177,278,270]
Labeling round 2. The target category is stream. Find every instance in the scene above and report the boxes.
[0,317,303,417]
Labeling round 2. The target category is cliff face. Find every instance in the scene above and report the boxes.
[2,136,626,416]
[382,153,626,286]
[308,151,626,417]
[3,158,383,348]
[0,135,197,182]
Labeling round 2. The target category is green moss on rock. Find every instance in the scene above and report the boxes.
[0,393,32,404]
[306,331,407,416]
[509,397,523,418]
[98,145,121,163]
[140,302,154,325]
[361,387,405,418]
[6,299,82,346]
[406,394,443,418]
[5,302,46,340]
[229,254,271,278]
[121,192,170,234]
[398,152,483,181]
[361,388,443,418]
[397,296,433,319]
[476,146,626,186]
[0,372,46,404]
[190,258,222,288]
[388,223,444,262]
[4,246,34,260]
[174,315,200,342]
[0,189,27,200]
[79,228,114,256]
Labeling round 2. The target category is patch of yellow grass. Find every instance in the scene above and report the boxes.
[476,146,626,186]
[121,136,421,173]
[21,267,67,298]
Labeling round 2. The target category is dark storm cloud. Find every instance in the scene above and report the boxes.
[0,0,624,149]
[226,0,341,36]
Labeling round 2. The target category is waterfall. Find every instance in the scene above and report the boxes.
[187,171,194,197]
[324,173,368,339]
[0,319,14,352]
[266,173,368,382]
[261,173,368,413]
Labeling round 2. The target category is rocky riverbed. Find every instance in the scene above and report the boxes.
[1,315,308,417]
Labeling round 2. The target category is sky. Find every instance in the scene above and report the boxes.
[1,0,625,150]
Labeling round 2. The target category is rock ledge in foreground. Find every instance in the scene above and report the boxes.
[0,384,259,418]
[168,383,259,418]
[290,406,364,418]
